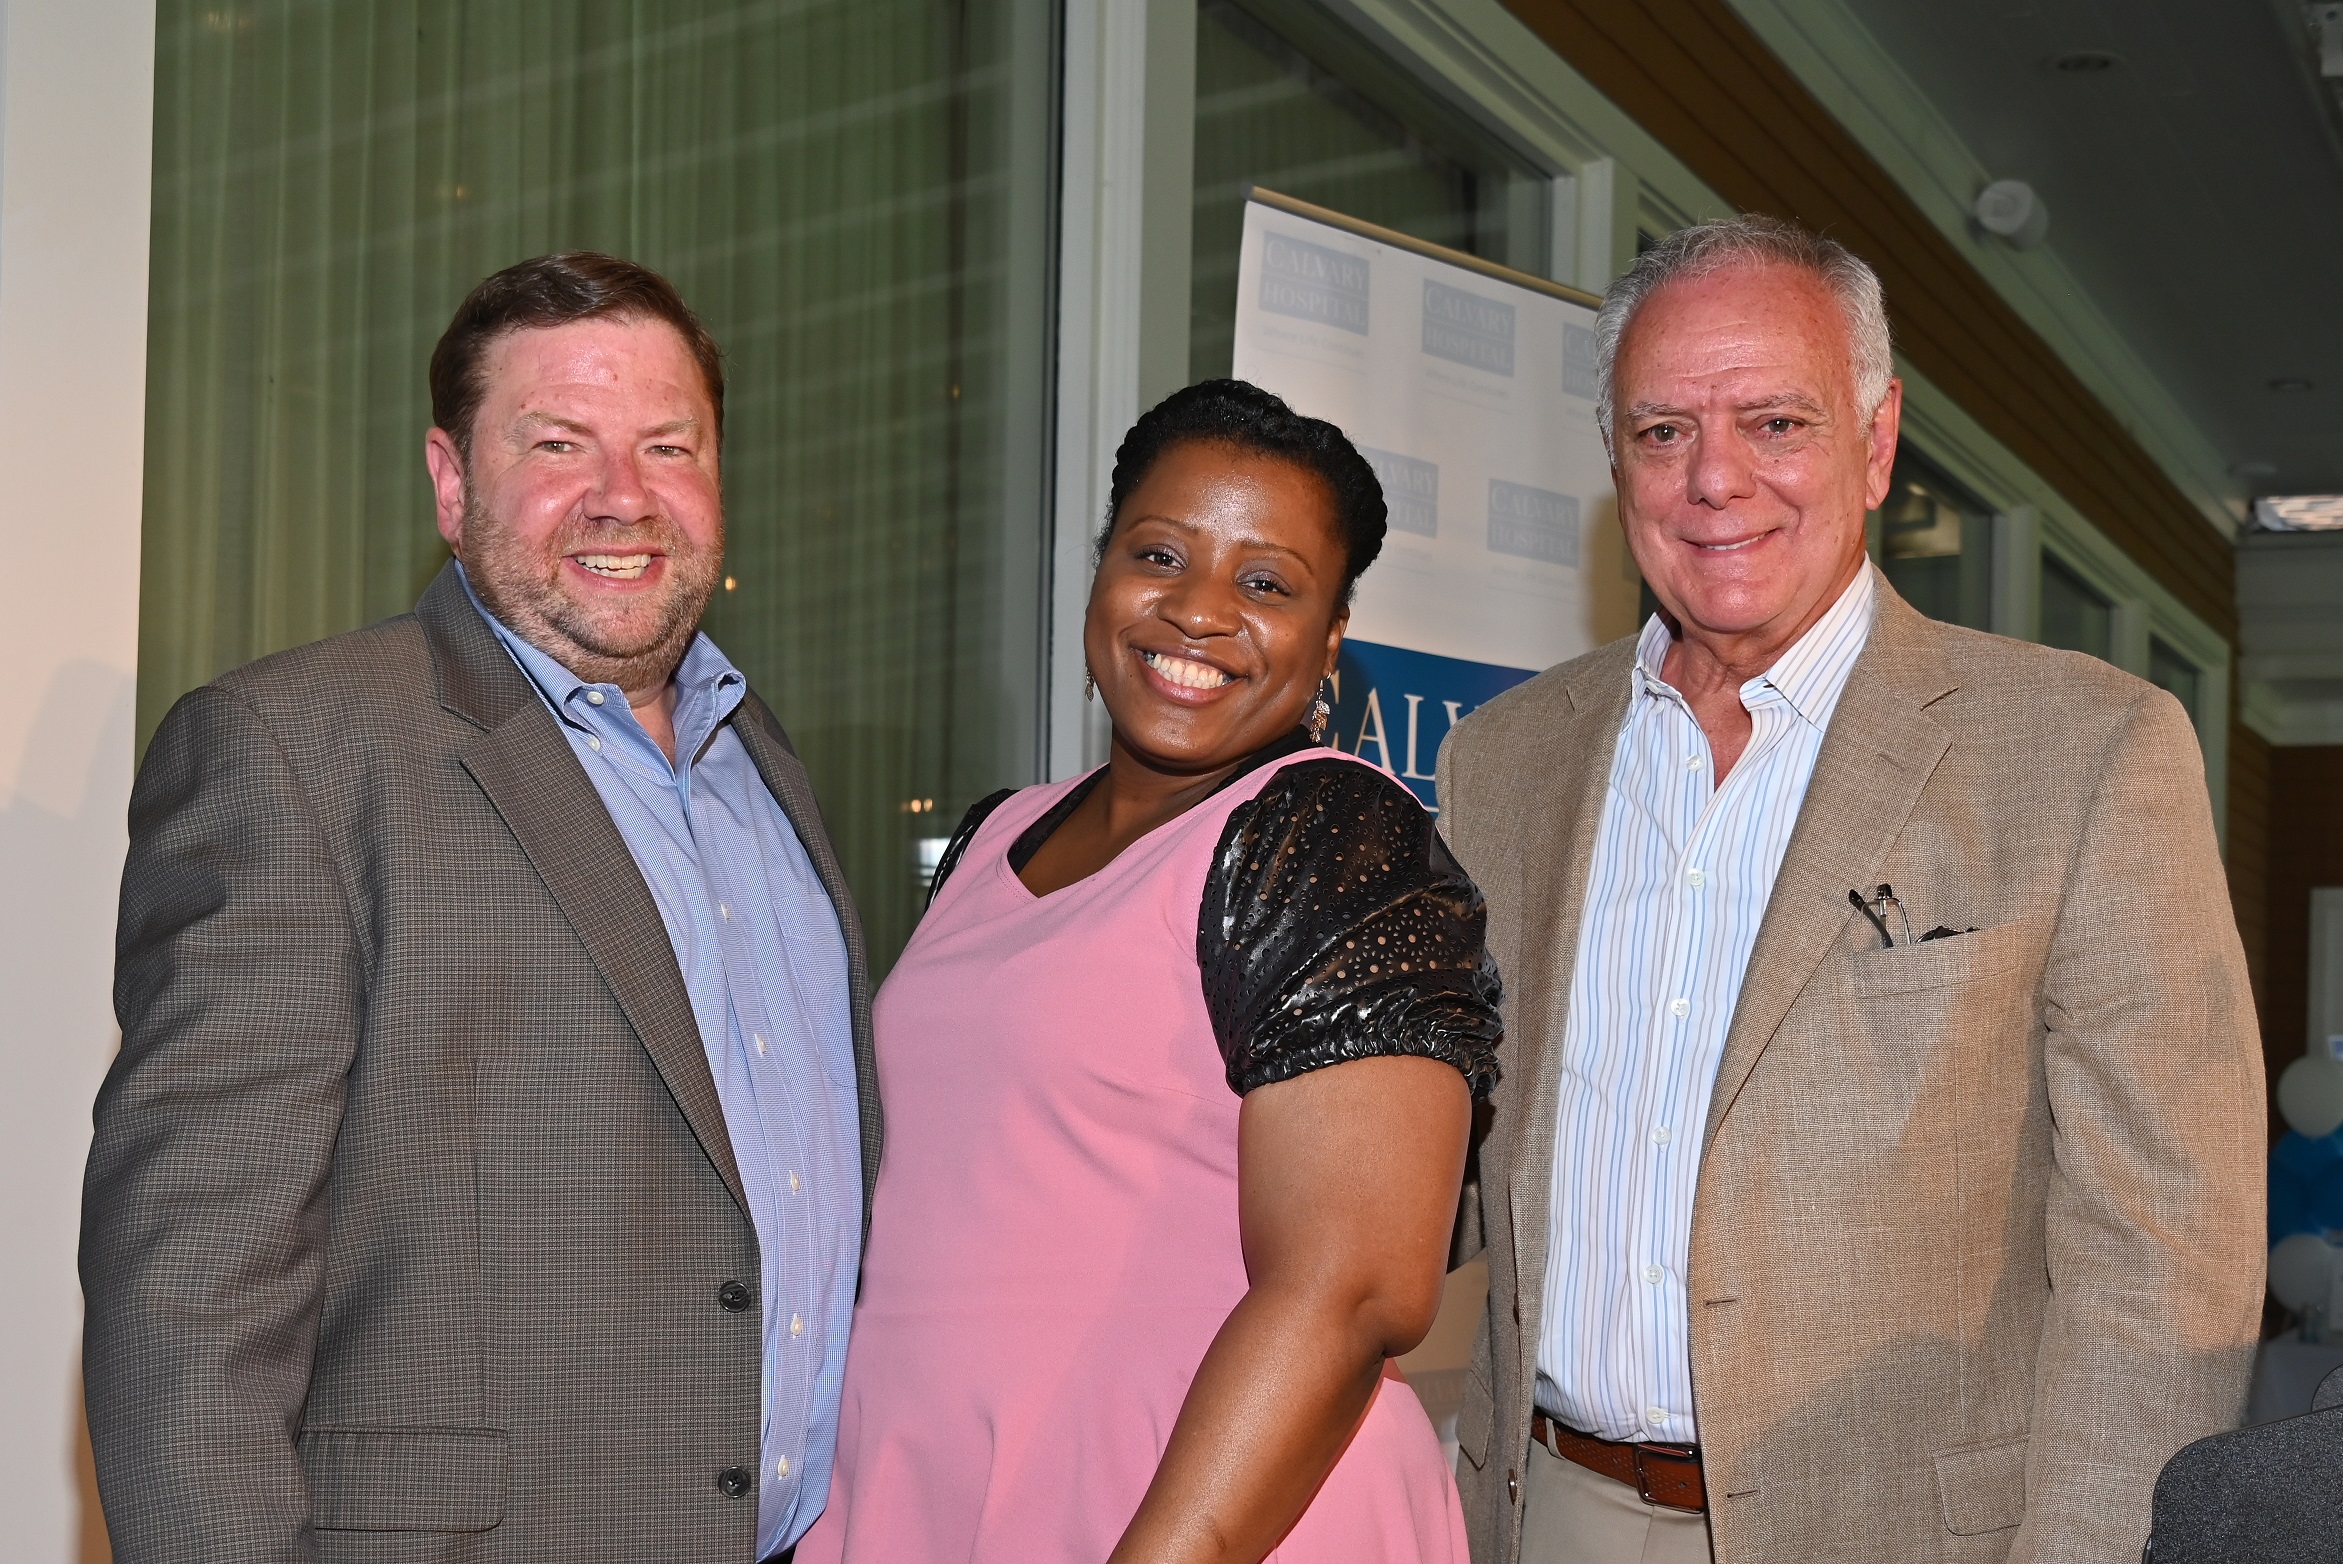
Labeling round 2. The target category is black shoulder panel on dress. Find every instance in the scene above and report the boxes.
[1198,759,1502,1099]
[926,788,1017,910]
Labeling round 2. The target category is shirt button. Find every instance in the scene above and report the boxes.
[1651,1125,1672,1146]
[1686,867,1705,889]
[754,1033,767,1056]
[789,1170,801,1194]
[791,1313,804,1338]
[1669,997,1690,1018]
[586,734,603,752]
[1647,1407,1669,1428]
[1683,754,1701,771]
[719,903,731,921]
[1644,1264,1664,1285]
[586,689,606,706]
[776,1455,791,1479]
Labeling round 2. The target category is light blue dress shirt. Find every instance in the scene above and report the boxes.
[465,574,861,1555]
[1535,566,1874,1444]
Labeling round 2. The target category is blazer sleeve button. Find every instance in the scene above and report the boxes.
[717,1279,752,1312]
[717,1465,753,1498]
[1508,1470,1520,1504]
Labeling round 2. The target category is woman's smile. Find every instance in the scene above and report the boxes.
[1138,647,1240,698]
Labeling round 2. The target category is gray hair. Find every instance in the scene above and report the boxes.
[1592,214,1893,455]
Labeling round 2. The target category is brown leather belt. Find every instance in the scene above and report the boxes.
[1531,1412,1707,1513]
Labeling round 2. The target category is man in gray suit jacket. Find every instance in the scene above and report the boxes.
[83,253,880,1562]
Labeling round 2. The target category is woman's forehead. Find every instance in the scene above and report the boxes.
[1122,443,1342,553]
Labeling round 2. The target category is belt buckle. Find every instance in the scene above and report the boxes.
[1631,1444,1699,1514]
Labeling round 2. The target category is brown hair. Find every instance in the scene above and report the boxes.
[428,251,725,458]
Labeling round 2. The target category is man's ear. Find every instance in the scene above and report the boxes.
[425,428,469,553]
[1861,379,1905,511]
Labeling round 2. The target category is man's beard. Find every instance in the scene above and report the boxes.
[459,491,724,694]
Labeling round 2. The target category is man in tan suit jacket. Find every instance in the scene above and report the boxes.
[1437,216,2264,1564]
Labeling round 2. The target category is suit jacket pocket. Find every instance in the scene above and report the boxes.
[1850,918,2028,999]
[1933,1435,2027,1536]
[1454,1363,1498,1471]
[300,1427,508,1532]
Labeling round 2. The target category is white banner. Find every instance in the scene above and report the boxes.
[1231,193,1614,807]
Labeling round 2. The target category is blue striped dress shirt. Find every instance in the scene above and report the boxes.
[1535,565,1875,1444]
[465,574,862,1555]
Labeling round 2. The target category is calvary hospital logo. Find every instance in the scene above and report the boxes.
[1258,232,1371,334]
[1359,448,1438,537]
[1421,280,1515,376]
[1487,480,1579,568]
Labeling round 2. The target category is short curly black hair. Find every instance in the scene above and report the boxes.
[1096,379,1387,602]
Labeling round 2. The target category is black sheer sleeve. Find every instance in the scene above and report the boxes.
[925,787,1016,909]
[1199,759,1501,1100]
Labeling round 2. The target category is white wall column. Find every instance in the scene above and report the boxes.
[1047,0,1196,779]
[0,2,155,1558]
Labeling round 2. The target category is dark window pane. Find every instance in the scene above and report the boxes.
[2039,553,2112,660]
[1189,0,1542,382]
[1876,445,1991,629]
[2149,636,2201,722]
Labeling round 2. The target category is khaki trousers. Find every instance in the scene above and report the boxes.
[1516,1432,1715,1564]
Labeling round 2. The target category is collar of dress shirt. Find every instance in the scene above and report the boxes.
[454,561,746,768]
[1632,562,1876,733]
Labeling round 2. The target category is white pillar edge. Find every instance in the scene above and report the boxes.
[1045,0,1147,781]
[0,1,155,1559]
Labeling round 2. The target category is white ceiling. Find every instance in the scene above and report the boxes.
[1832,0,2343,497]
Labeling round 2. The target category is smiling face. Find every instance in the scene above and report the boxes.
[1085,440,1350,777]
[426,314,724,695]
[1611,260,1900,661]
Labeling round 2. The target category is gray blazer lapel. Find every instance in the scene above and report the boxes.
[1506,644,1636,1334]
[416,564,750,1218]
[1700,584,1959,1154]
[730,697,884,1234]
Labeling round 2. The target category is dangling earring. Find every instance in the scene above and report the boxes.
[1307,676,1333,743]
[1083,668,1096,702]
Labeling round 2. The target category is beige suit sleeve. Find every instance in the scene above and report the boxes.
[2015,686,2265,1564]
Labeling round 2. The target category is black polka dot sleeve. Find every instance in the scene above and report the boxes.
[1198,759,1502,1100]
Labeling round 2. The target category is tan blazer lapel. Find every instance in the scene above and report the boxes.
[1505,644,1637,1331]
[1700,584,1959,1154]
[416,564,752,1219]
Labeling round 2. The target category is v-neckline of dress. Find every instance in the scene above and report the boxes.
[998,728,1318,903]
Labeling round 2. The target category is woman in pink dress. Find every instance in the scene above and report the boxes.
[798,380,1500,1564]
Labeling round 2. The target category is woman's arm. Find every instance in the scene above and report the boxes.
[1107,1052,1470,1564]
